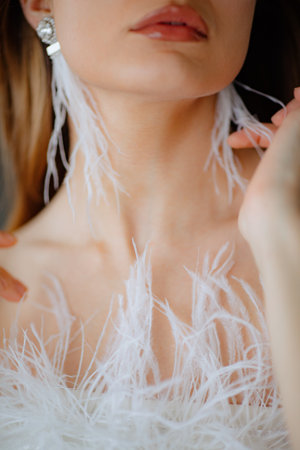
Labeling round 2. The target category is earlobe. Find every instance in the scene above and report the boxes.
[19,0,53,30]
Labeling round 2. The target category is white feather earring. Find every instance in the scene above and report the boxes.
[36,16,125,223]
[36,16,282,220]
[207,82,285,205]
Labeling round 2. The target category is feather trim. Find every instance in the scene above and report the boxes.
[0,241,290,449]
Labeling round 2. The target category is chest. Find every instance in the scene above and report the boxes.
[52,240,268,397]
[0,235,272,405]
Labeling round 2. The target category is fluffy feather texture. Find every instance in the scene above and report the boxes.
[205,82,276,204]
[46,52,273,216]
[0,241,291,449]
[44,52,126,220]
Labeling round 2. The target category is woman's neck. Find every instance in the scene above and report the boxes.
[20,91,246,258]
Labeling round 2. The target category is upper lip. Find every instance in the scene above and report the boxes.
[130,4,208,37]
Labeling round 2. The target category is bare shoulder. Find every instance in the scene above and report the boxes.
[0,224,43,285]
[0,219,58,339]
[0,231,28,283]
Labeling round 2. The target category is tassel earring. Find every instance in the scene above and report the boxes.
[35,16,124,224]
[206,82,284,205]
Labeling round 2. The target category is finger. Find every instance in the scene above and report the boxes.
[294,86,300,101]
[228,124,276,149]
[271,98,300,127]
[0,268,27,303]
[0,231,17,247]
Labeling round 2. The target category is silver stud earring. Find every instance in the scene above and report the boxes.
[36,16,61,58]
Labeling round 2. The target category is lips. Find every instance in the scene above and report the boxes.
[130,4,208,38]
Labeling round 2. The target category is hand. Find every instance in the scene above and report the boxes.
[228,87,300,249]
[229,89,300,448]
[0,231,27,302]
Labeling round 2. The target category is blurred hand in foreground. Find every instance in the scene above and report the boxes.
[0,231,27,302]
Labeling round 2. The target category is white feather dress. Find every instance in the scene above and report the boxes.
[0,240,291,449]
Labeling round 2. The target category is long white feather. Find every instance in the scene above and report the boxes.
[205,83,274,205]
[0,242,291,449]
[45,53,127,223]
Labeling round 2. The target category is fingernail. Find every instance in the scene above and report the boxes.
[271,109,285,123]
[294,87,300,96]
[0,231,17,246]
[13,281,28,300]
[5,234,17,244]
[227,131,238,141]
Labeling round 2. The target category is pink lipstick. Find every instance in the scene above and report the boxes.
[130,5,208,42]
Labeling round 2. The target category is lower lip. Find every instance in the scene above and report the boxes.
[130,24,206,42]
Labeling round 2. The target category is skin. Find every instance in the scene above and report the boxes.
[0,232,27,302]
[228,89,300,449]
[16,0,257,256]
[2,0,300,447]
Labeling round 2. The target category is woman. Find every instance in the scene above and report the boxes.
[0,0,300,448]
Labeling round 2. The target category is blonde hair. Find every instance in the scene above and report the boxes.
[0,0,52,230]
